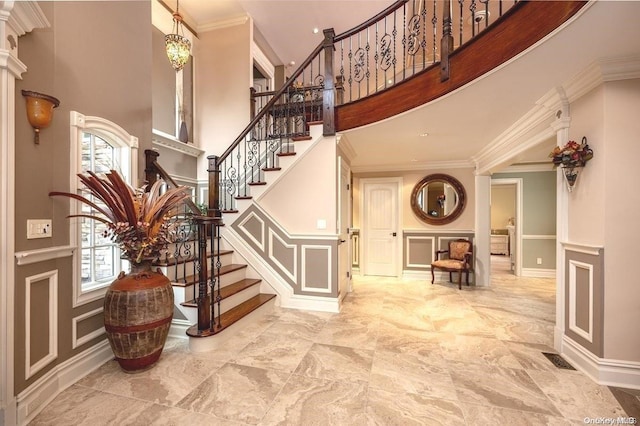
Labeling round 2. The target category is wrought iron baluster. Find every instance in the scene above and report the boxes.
[470,0,477,37]
[458,0,464,47]
[432,0,438,64]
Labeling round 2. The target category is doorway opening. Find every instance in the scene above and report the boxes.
[490,178,523,276]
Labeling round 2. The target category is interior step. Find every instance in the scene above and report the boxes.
[186,293,276,341]
[180,263,248,287]
[180,278,261,307]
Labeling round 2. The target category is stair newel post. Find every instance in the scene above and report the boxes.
[440,0,453,82]
[250,87,256,121]
[212,222,222,330]
[144,149,160,188]
[196,217,211,331]
[322,28,336,136]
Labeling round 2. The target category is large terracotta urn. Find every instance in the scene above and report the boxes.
[103,261,174,372]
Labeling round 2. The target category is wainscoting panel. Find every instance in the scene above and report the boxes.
[301,245,332,293]
[405,236,435,268]
[403,231,475,276]
[72,308,105,349]
[25,270,58,380]
[564,244,604,358]
[232,205,338,297]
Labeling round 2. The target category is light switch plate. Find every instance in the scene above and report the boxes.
[27,219,52,239]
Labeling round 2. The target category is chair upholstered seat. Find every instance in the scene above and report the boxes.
[431,239,473,289]
[431,259,469,270]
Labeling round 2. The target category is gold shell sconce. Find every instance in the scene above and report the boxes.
[21,90,60,144]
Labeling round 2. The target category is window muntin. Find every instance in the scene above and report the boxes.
[79,132,121,291]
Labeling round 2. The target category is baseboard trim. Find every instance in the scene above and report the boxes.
[521,268,556,278]
[168,319,191,340]
[284,293,340,313]
[562,336,640,390]
[16,340,113,425]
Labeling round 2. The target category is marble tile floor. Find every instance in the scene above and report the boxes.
[31,273,634,425]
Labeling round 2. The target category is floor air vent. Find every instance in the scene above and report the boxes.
[542,352,576,370]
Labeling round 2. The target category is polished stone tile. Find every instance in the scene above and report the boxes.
[369,350,458,400]
[260,375,368,425]
[449,362,562,416]
[460,402,575,425]
[98,348,225,406]
[176,363,289,424]
[30,274,629,425]
[314,315,380,350]
[528,369,627,421]
[30,384,155,425]
[365,387,466,425]
[437,334,524,369]
[294,343,374,383]
[230,330,314,373]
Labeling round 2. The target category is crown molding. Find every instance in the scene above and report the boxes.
[351,159,474,173]
[336,133,357,163]
[197,15,249,33]
[499,162,555,174]
[6,1,49,37]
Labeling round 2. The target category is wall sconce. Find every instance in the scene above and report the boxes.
[21,90,60,144]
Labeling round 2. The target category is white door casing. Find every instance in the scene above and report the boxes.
[491,178,523,277]
[361,178,402,277]
[338,157,352,299]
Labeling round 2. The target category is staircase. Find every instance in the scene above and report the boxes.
[146,115,323,351]
[144,0,577,351]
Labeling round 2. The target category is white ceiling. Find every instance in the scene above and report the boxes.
[173,0,640,172]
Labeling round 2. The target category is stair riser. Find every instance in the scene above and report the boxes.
[160,252,234,280]
[173,283,261,325]
[189,297,276,353]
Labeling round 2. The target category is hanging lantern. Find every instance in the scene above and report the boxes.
[165,0,191,71]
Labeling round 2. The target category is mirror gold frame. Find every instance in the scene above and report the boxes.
[410,173,466,225]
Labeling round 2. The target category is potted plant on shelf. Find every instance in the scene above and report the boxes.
[50,170,190,372]
[549,136,594,192]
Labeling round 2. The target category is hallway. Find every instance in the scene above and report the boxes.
[31,274,630,425]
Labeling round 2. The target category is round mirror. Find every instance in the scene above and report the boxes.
[410,174,466,225]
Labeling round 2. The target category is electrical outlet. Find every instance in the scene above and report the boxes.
[27,219,52,239]
[536,257,542,265]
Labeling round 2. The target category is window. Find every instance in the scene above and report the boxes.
[70,112,138,306]
[79,133,119,290]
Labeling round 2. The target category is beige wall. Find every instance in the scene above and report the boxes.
[567,86,606,245]
[601,79,640,361]
[353,168,476,230]
[491,184,515,229]
[195,21,252,178]
[566,79,640,362]
[259,137,338,235]
[14,1,152,393]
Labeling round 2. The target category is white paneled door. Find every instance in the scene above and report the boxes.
[362,179,401,277]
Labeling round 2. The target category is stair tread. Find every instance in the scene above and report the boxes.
[262,167,281,172]
[291,135,312,141]
[277,152,296,157]
[180,278,262,307]
[248,181,267,186]
[187,293,277,337]
[179,263,248,287]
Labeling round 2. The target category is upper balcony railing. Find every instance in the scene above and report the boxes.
[211,0,585,214]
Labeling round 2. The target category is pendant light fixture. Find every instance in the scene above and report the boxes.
[165,0,191,71]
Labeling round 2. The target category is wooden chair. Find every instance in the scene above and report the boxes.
[431,239,473,289]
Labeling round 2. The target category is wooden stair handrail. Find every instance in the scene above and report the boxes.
[334,0,408,42]
[217,42,325,165]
